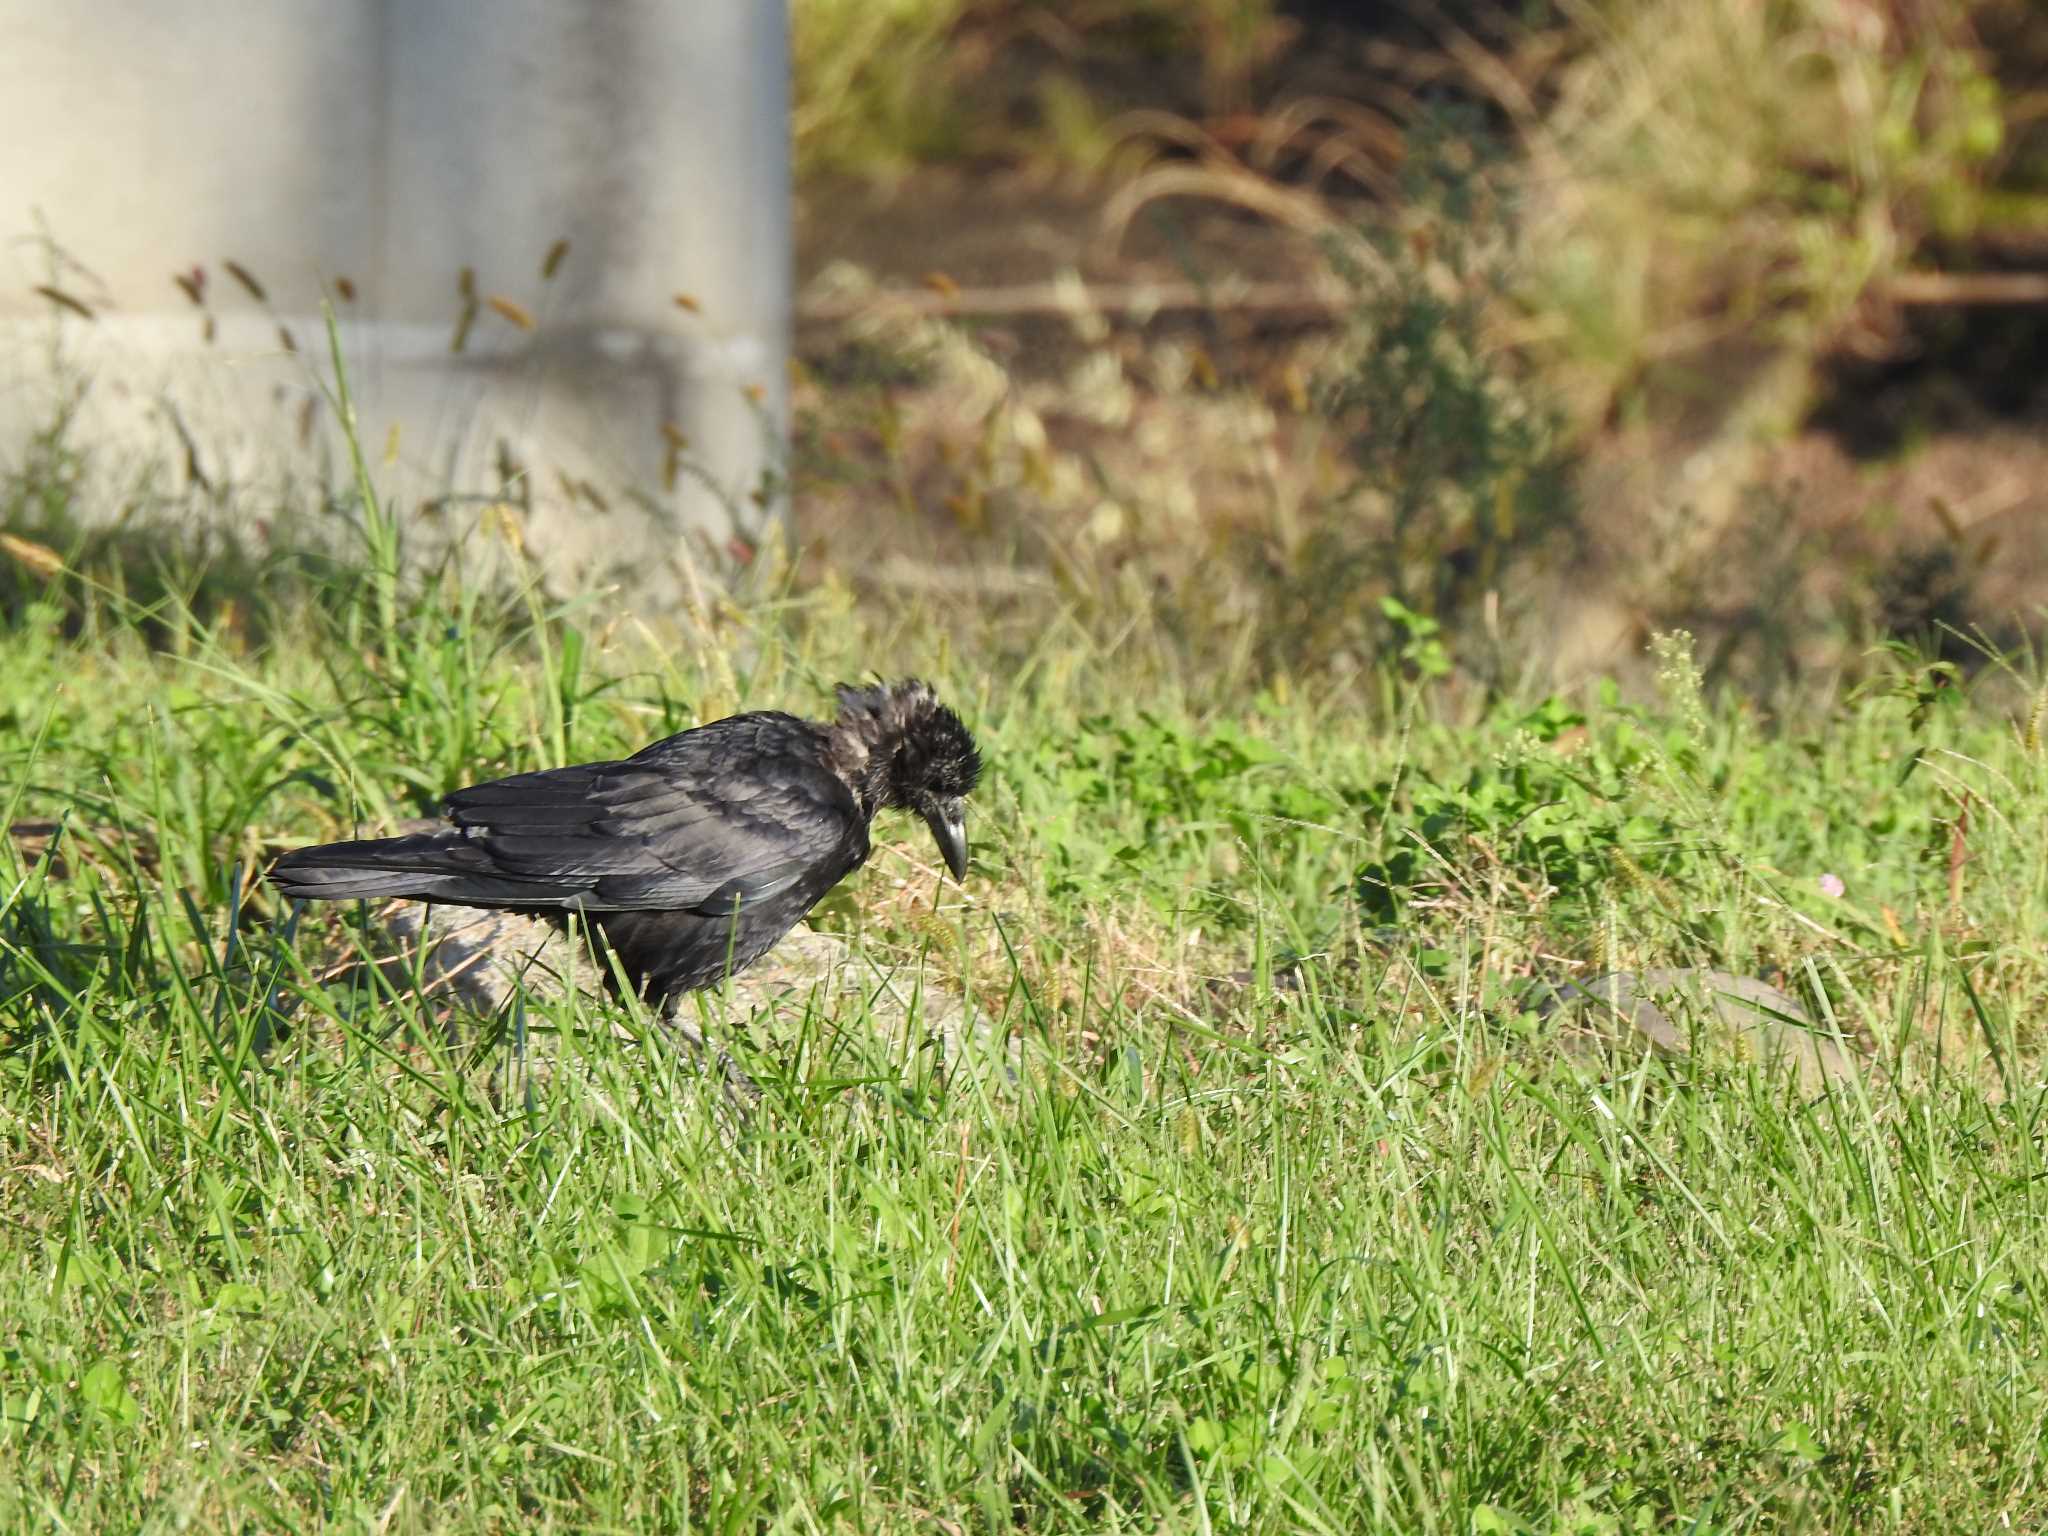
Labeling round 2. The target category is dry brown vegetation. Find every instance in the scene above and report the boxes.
[790,0,2047,691]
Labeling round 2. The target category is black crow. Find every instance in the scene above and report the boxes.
[271,679,982,1008]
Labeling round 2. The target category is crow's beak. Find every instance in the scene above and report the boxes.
[924,803,969,882]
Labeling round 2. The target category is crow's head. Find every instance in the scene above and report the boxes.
[832,679,983,880]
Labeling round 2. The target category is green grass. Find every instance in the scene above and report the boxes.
[1,540,2045,1532]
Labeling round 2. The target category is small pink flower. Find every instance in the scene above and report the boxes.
[1818,872,1846,899]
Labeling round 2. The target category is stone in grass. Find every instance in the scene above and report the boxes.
[372,900,999,1104]
[1536,967,1867,1091]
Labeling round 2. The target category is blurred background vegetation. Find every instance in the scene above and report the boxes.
[5,0,2043,701]
[785,0,2046,698]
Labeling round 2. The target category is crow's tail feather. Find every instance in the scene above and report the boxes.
[269,831,571,908]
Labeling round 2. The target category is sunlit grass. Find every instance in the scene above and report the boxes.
[0,503,2044,1529]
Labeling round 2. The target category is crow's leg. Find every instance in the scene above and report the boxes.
[655,998,763,1112]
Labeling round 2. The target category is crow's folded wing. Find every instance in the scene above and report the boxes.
[443,722,863,912]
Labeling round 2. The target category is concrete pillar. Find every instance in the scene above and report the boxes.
[0,1,791,596]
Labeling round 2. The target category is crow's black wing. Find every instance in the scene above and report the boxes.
[442,714,863,912]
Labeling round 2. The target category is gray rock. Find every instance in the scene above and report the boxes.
[1536,967,1867,1090]
[370,900,1004,1104]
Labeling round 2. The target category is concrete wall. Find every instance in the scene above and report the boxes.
[0,1,790,596]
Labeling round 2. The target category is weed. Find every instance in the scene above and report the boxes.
[1240,112,1576,676]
